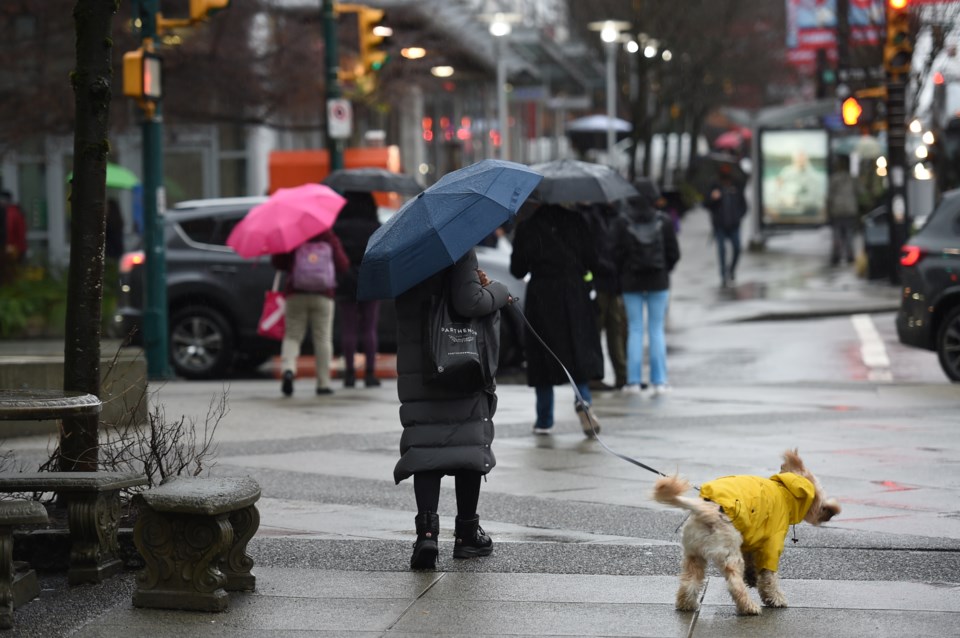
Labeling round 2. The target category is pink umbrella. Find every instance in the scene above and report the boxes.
[226,184,346,257]
[713,130,745,150]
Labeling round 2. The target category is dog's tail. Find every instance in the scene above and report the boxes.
[653,475,720,522]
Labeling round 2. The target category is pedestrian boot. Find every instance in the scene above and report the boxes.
[410,511,439,570]
[364,372,381,387]
[453,515,493,559]
[342,369,356,388]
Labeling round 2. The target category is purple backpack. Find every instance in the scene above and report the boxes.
[293,241,336,291]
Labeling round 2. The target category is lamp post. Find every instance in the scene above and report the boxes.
[589,20,631,166]
[484,12,521,161]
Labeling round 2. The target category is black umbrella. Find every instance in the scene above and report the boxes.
[323,167,423,195]
[529,159,638,204]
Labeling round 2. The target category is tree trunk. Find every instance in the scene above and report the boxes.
[61,0,117,472]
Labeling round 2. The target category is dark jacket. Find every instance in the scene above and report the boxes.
[707,181,748,232]
[612,199,680,293]
[510,204,604,387]
[393,248,511,484]
[270,229,350,298]
[333,192,381,301]
[580,203,621,294]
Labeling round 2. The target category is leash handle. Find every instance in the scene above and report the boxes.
[507,301,670,480]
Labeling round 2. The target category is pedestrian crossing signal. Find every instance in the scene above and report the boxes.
[842,97,863,126]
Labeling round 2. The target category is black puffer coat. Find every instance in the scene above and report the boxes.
[611,198,681,293]
[393,249,511,484]
[509,204,604,387]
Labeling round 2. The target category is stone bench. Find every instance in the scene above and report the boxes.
[132,476,261,612]
[0,472,147,585]
[0,500,48,630]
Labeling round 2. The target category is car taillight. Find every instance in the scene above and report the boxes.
[119,250,146,273]
[900,245,924,267]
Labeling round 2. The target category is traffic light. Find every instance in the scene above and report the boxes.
[123,48,162,101]
[357,6,388,74]
[884,0,912,77]
[190,0,230,21]
[842,97,863,126]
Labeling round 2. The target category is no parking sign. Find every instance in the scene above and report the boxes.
[327,98,352,139]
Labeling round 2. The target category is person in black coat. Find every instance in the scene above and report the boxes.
[611,193,680,395]
[333,191,382,387]
[394,249,512,570]
[510,203,604,437]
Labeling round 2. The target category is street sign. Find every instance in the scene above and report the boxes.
[327,98,352,140]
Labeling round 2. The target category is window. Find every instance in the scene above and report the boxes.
[177,217,216,244]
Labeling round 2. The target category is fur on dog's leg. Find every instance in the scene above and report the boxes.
[676,554,706,611]
[757,569,788,608]
[723,557,761,616]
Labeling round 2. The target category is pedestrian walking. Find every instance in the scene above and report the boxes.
[271,229,350,396]
[333,191,383,388]
[510,202,605,436]
[827,154,859,266]
[394,249,513,570]
[706,166,748,287]
[0,190,27,285]
[581,202,627,391]
[612,188,680,396]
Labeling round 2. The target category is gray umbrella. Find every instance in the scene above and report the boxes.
[529,159,638,204]
[323,167,423,194]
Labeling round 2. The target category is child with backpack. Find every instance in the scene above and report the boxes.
[611,185,681,396]
[271,230,350,396]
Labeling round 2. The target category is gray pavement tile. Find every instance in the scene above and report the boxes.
[700,578,960,612]
[692,606,960,638]
[423,573,679,605]
[253,567,441,599]
[82,595,412,633]
[74,630,384,638]
[390,599,692,637]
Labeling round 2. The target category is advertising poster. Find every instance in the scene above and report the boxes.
[785,0,885,71]
[760,129,829,227]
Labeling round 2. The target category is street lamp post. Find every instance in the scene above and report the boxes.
[589,20,631,167]
[485,12,520,161]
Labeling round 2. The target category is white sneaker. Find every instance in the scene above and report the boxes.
[532,425,553,435]
[620,384,643,395]
[652,384,671,396]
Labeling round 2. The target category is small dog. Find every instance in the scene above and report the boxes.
[653,449,840,615]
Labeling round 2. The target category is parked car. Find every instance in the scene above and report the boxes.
[896,188,960,382]
[117,197,527,379]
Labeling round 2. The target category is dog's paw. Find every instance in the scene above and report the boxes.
[761,592,788,608]
[737,600,762,616]
[675,601,700,612]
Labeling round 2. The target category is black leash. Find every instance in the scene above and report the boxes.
[507,302,673,482]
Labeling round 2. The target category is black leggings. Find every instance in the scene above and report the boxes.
[413,470,482,518]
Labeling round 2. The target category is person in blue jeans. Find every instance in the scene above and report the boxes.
[611,188,681,395]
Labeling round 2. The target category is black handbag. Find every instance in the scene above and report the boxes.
[424,276,499,390]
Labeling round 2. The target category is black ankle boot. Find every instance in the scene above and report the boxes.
[453,515,493,559]
[410,512,439,569]
[343,369,356,388]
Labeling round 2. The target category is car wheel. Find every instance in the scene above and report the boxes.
[936,305,960,382]
[169,305,235,379]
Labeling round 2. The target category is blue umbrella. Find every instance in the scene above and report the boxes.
[357,159,543,300]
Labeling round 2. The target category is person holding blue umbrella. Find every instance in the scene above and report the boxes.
[358,159,542,570]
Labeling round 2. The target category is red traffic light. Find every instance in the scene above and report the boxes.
[889,0,908,9]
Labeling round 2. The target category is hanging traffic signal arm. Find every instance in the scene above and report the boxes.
[157,0,231,34]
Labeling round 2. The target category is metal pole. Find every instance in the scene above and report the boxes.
[497,35,509,160]
[138,0,171,379]
[323,0,344,171]
[886,78,909,284]
[605,41,616,163]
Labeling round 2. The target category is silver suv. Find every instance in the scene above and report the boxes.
[117,197,527,379]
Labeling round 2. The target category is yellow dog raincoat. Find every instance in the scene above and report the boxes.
[699,472,815,572]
